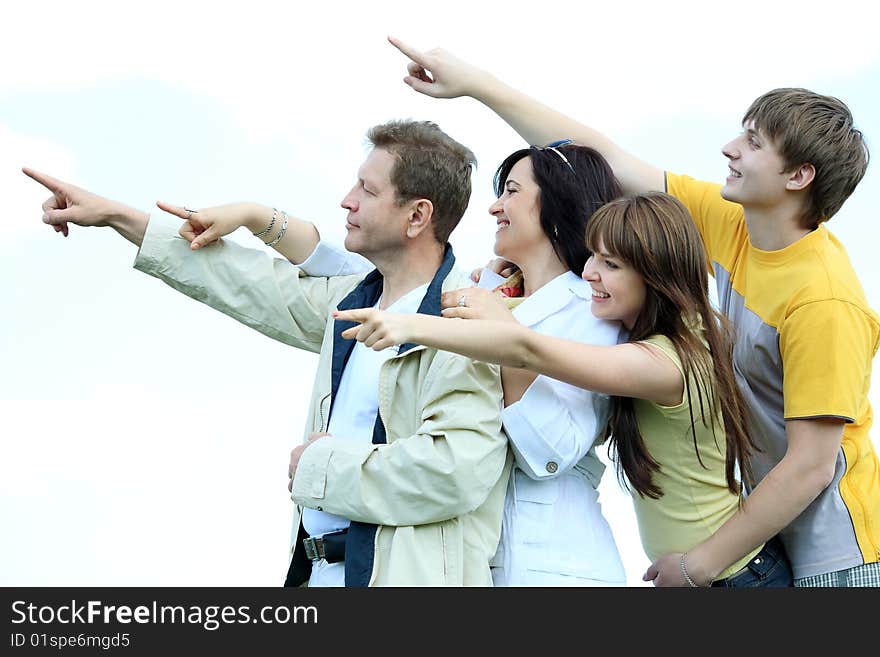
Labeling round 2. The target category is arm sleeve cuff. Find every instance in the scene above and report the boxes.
[298,240,373,277]
[501,375,605,480]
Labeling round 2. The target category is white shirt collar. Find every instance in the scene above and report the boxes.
[512,271,591,328]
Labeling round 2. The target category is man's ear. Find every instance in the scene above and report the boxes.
[405,199,434,239]
[786,163,816,191]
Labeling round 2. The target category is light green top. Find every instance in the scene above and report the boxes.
[631,332,762,581]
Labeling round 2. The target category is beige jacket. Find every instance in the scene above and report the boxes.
[134,214,511,586]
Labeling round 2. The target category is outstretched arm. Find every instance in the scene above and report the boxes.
[388,36,664,196]
[22,167,322,263]
[155,201,320,264]
[334,308,682,405]
[22,167,149,245]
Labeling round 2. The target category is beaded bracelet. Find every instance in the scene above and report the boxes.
[265,210,289,247]
[680,552,701,587]
[253,208,277,239]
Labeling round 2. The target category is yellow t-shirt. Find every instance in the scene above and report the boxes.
[631,333,761,580]
[667,172,880,578]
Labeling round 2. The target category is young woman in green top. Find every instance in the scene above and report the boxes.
[335,192,793,587]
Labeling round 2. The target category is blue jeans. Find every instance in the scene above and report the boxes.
[711,536,793,588]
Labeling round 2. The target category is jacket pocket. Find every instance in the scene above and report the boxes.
[514,473,559,504]
[513,474,559,551]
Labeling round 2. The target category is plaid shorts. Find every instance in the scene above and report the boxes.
[794,561,880,587]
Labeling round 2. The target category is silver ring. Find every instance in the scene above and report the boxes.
[183,206,197,220]
[457,295,467,308]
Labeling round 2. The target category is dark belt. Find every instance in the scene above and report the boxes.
[302,528,348,563]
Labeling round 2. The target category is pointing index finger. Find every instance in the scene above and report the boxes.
[22,167,65,193]
[333,308,372,324]
[156,201,191,219]
[387,35,428,67]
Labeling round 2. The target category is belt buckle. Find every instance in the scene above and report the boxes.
[302,536,324,562]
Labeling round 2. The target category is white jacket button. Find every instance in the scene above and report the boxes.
[545,461,558,473]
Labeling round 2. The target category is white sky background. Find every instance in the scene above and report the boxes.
[2,0,879,586]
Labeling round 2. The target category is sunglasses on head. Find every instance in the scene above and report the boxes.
[532,138,575,173]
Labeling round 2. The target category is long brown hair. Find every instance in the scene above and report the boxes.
[584,193,756,499]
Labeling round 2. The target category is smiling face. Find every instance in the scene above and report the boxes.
[720,121,792,211]
[488,156,548,266]
[581,238,647,331]
[339,148,411,260]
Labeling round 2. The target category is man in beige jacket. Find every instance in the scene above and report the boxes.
[23,119,511,586]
